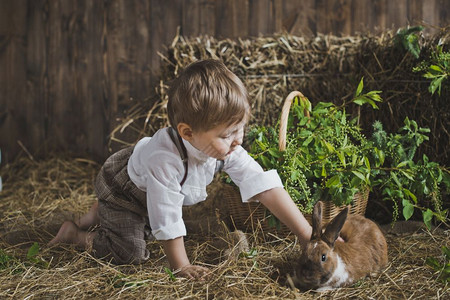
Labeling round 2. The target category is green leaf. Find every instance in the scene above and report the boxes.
[404,116,411,127]
[355,77,364,97]
[366,91,383,101]
[27,242,40,260]
[352,97,366,106]
[255,139,267,151]
[326,175,341,188]
[313,168,322,178]
[396,160,411,168]
[366,99,379,109]
[352,171,366,182]
[0,249,14,269]
[426,257,440,269]
[391,172,402,188]
[299,117,309,126]
[402,188,417,203]
[430,64,443,72]
[324,141,335,153]
[429,75,446,95]
[423,183,430,195]
[164,267,177,281]
[353,96,379,109]
[302,136,314,147]
[298,130,313,138]
[259,156,272,169]
[406,34,421,58]
[423,209,433,230]
[376,148,385,166]
[399,169,415,181]
[442,246,450,260]
[321,164,327,177]
[267,148,280,158]
[240,248,258,259]
[364,157,370,171]
[402,199,414,221]
[267,214,281,230]
[337,151,346,167]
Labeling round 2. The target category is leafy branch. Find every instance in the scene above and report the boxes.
[395,26,424,59]
[414,44,450,96]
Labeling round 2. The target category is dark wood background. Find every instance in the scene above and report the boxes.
[1,0,449,163]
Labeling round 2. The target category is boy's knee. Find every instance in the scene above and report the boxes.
[93,230,149,265]
[125,239,150,264]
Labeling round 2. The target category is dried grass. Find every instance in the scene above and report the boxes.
[110,28,449,165]
[1,155,448,299]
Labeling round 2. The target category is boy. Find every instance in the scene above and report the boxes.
[50,59,312,280]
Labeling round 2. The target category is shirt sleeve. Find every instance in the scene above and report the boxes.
[145,168,187,240]
[131,146,188,240]
[223,146,283,202]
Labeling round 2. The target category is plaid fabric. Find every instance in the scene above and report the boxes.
[92,147,151,264]
[94,146,147,216]
[92,200,151,264]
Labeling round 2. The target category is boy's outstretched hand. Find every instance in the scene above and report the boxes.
[162,237,211,280]
[175,264,211,280]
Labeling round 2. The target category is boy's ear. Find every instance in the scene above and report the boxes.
[177,123,193,140]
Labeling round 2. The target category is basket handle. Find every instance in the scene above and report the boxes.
[278,91,310,151]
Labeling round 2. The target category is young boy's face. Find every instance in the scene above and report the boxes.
[189,120,246,160]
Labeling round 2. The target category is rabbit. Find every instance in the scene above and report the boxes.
[292,201,388,291]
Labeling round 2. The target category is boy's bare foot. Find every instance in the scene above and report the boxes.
[76,202,99,230]
[48,220,82,246]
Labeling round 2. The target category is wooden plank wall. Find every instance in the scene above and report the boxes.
[1,0,449,163]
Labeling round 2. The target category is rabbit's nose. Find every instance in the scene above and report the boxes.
[300,266,311,277]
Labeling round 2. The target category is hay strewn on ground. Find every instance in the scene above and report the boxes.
[0,155,448,299]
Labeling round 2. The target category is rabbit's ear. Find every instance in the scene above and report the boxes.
[322,207,348,247]
[311,201,323,240]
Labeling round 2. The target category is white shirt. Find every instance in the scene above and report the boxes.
[127,127,282,240]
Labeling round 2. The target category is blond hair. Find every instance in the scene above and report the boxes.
[167,59,249,132]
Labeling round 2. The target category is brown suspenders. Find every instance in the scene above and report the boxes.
[168,127,224,187]
[168,127,189,186]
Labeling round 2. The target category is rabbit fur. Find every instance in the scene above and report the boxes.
[293,201,388,291]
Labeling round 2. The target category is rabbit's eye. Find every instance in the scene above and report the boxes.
[321,254,326,262]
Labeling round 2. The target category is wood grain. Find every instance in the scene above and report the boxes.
[0,0,448,162]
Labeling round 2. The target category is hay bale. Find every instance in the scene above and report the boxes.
[112,28,450,166]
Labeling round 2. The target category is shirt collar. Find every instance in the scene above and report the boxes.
[183,138,210,163]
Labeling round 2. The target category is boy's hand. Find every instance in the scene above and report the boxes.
[175,264,210,280]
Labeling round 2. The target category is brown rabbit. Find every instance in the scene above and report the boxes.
[292,201,388,291]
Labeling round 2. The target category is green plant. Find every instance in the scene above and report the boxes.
[426,246,450,283]
[164,267,177,281]
[370,119,449,227]
[26,242,48,267]
[0,249,14,270]
[247,79,449,226]
[247,79,382,214]
[239,248,259,268]
[395,25,424,59]
[413,44,450,95]
[0,242,48,273]
[239,247,258,259]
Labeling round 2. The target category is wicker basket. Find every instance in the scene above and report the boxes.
[226,91,369,235]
